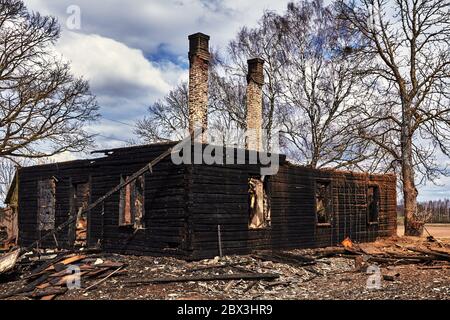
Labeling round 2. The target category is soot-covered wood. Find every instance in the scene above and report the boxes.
[16,143,397,260]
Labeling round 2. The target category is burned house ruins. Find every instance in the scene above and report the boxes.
[3,33,397,260]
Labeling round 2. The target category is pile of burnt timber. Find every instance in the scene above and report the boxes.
[124,241,450,289]
[310,239,450,269]
[0,250,127,300]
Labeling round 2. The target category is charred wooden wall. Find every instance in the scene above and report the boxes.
[17,160,92,248]
[187,158,397,260]
[87,142,189,257]
[16,143,397,260]
[17,142,190,257]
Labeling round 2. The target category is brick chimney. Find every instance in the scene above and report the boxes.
[188,33,210,142]
[246,58,264,151]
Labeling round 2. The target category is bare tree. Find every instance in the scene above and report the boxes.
[278,0,374,169]
[135,52,247,145]
[135,82,189,143]
[207,65,248,146]
[0,0,99,160]
[338,0,450,235]
[134,73,247,146]
[136,0,377,169]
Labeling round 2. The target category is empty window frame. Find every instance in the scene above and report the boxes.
[38,179,56,231]
[367,185,380,224]
[119,175,145,229]
[315,180,332,225]
[71,182,90,246]
[248,177,271,230]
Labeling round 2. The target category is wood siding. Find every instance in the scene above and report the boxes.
[16,143,397,260]
[186,152,396,260]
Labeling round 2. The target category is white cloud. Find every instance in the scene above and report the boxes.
[48,151,78,163]
[50,30,190,154]
[25,0,291,58]
[52,30,188,142]
[86,121,135,148]
[57,32,183,101]
[22,0,291,123]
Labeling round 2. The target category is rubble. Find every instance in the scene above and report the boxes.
[0,249,126,300]
[0,250,19,274]
[0,236,449,300]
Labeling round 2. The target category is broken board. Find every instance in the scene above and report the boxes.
[0,249,20,274]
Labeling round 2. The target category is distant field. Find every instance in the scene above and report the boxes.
[397,223,450,239]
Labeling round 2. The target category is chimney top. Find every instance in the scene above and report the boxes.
[188,32,210,41]
[189,33,210,60]
[247,58,264,86]
[248,57,264,65]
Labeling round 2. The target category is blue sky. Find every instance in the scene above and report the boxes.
[23,0,449,201]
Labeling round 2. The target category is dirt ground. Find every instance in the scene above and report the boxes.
[1,235,449,300]
[398,224,450,239]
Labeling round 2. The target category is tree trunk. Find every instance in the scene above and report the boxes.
[402,134,422,236]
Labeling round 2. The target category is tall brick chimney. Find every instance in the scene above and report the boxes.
[188,33,210,142]
[246,58,264,151]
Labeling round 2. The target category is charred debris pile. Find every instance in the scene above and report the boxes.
[0,236,449,300]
